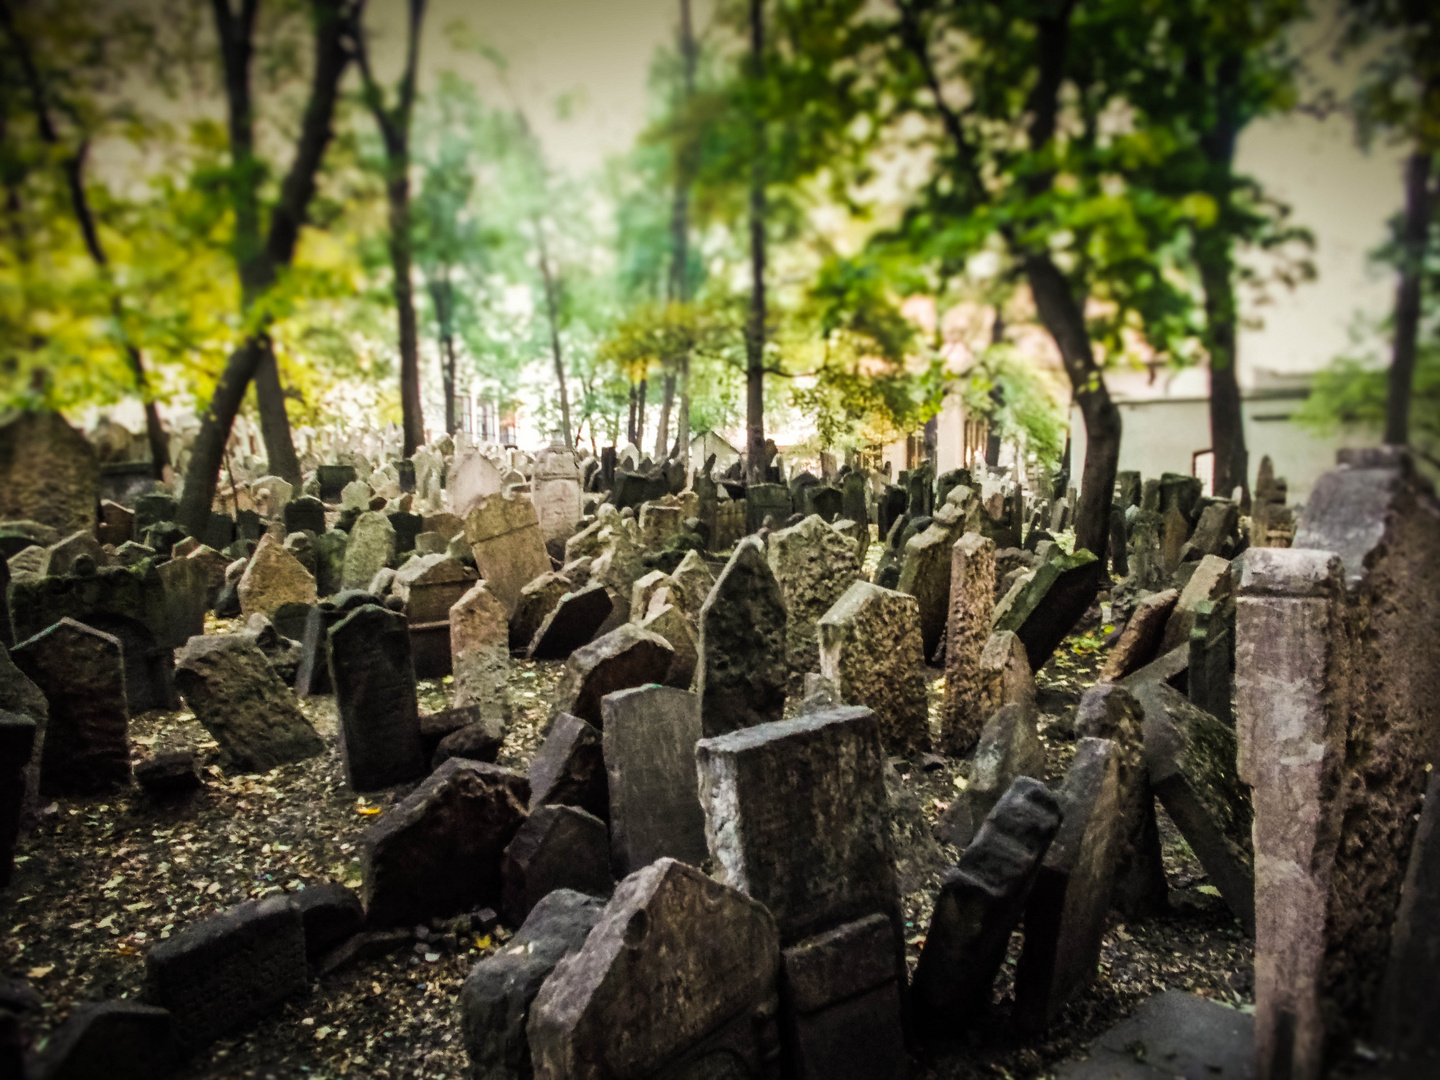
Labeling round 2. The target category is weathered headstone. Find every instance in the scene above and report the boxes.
[284,494,325,536]
[511,571,573,650]
[317,464,357,503]
[340,510,396,591]
[1377,770,1440,1067]
[816,581,927,753]
[556,624,674,726]
[1098,588,1178,682]
[237,533,317,618]
[175,634,324,773]
[940,532,996,754]
[448,447,506,518]
[449,582,510,723]
[745,481,792,534]
[1159,553,1232,652]
[911,777,1061,1037]
[765,514,860,681]
[975,629,1037,722]
[28,999,176,1080]
[527,858,781,1080]
[897,512,964,661]
[0,410,98,537]
[11,618,130,795]
[327,604,426,791]
[464,491,553,617]
[528,712,608,822]
[637,602,698,688]
[602,685,707,876]
[0,712,36,887]
[528,583,614,661]
[695,538,788,737]
[501,804,613,925]
[361,757,529,926]
[993,548,1102,670]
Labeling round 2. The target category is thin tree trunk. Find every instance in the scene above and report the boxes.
[627,385,638,446]
[745,0,768,486]
[636,377,648,450]
[430,277,457,434]
[655,374,676,460]
[1201,248,1247,503]
[669,0,698,466]
[1024,253,1119,565]
[254,340,302,485]
[536,227,572,448]
[1386,148,1433,445]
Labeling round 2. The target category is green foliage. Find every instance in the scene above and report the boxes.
[956,344,1069,474]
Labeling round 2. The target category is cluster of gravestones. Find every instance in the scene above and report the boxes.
[3,405,1438,1079]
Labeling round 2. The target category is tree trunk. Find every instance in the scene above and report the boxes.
[390,175,424,454]
[1024,253,1119,565]
[671,0,697,465]
[745,0,768,486]
[178,336,267,534]
[1200,244,1248,504]
[1386,148,1433,445]
[536,230,572,447]
[636,377,648,449]
[627,385,638,446]
[655,373,676,460]
[678,353,692,464]
[253,340,302,485]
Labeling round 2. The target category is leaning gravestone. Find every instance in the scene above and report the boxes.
[464,490,553,617]
[0,712,37,887]
[527,712,608,822]
[602,685,708,877]
[145,894,307,1050]
[1236,449,1440,1080]
[993,548,1102,670]
[500,804,613,925]
[0,410,99,537]
[527,858,782,1080]
[11,618,130,795]
[361,757,529,926]
[897,506,966,661]
[447,447,505,519]
[327,604,426,791]
[696,538,788,738]
[765,514,860,679]
[528,583,613,661]
[557,624,674,727]
[174,634,324,774]
[816,581,928,753]
[238,533,317,618]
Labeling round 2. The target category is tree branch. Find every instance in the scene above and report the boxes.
[893,0,987,201]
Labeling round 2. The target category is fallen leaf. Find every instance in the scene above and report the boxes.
[27,966,52,979]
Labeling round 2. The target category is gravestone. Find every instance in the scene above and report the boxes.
[1237,448,1440,1080]
[511,571,573,650]
[696,706,899,945]
[912,777,1061,1037]
[528,583,614,661]
[449,583,510,722]
[341,511,396,591]
[392,554,476,624]
[284,495,325,535]
[527,858,781,1080]
[1377,770,1440,1067]
[637,602,698,688]
[816,581,927,753]
[528,712,608,822]
[387,510,424,555]
[975,629,1037,722]
[1098,588,1178,682]
[448,448,505,518]
[940,532,996,754]
[1053,990,1255,1080]
[993,549,1102,670]
[237,533,317,618]
[897,511,965,661]
[765,514,860,679]
[327,604,426,791]
[175,635,323,773]
[1013,737,1122,1032]
[361,758,529,926]
[602,685,707,876]
[27,1000,176,1080]
[1188,598,1234,725]
[0,712,36,887]
[317,464,357,502]
[1159,553,1233,652]
[556,624,674,726]
[745,482,792,534]
[464,491,553,617]
[12,618,130,795]
[695,538,788,737]
[501,805,613,925]
[145,894,307,1050]
[0,410,99,537]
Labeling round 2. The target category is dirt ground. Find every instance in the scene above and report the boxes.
[3,611,1252,1080]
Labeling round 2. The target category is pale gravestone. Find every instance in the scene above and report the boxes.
[464,491,553,617]
[447,447,505,518]
[533,442,584,560]
[238,533,317,618]
[327,604,426,791]
[940,532,996,754]
[11,618,130,795]
[340,511,396,591]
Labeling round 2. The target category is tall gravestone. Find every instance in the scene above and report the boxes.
[816,581,927,753]
[327,604,426,791]
[695,538,788,738]
[1236,448,1440,1080]
[940,532,996,754]
[463,490,553,617]
[12,618,130,795]
[765,515,860,680]
[533,440,584,560]
[0,410,99,537]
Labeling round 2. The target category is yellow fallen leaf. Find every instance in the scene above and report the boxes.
[27,965,52,979]
[473,934,492,950]
[356,806,381,816]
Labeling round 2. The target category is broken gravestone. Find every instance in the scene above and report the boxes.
[449,582,511,724]
[501,805,613,925]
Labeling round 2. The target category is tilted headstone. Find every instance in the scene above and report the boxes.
[1236,449,1440,1080]
[1133,679,1253,932]
[602,685,707,876]
[511,571,573,651]
[975,629,1037,721]
[992,548,1101,670]
[145,894,307,1050]
[1014,737,1122,1032]
[461,890,607,1080]
[12,618,130,795]
[501,804,613,925]
[1098,588,1178,682]
[528,712,608,822]
[696,706,899,944]
[637,602,698,688]
[0,712,36,888]
[896,508,965,662]
[938,700,1045,850]
[528,583,614,661]
[361,757,529,926]
[556,624,674,727]
[448,447,505,518]
[695,538,788,737]
[174,634,324,774]
[816,581,927,753]
[765,514,860,680]
[911,777,1061,1037]
[327,604,426,791]
[1159,553,1233,652]
[1188,597,1234,725]
[1376,770,1440,1066]
[527,858,782,1080]
[940,532,996,754]
[463,490,553,617]
[238,533,318,618]
[27,999,176,1080]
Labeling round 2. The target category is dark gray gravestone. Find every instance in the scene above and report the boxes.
[602,686,707,876]
[696,706,898,945]
[500,804,613,925]
[745,482,791,535]
[145,894,307,1050]
[284,495,325,535]
[361,758,529,926]
[842,470,869,526]
[0,713,36,888]
[388,510,424,554]
[294,602,344,696]
[695,538,787,738]
[317,464,357,503]
[1188,598,1234,725]
[133,492,176,534]
[292,882,364,964]
[1014,737,1122,1033]
[993,548,1102,670]
[29,1001,176,1080]
[878,485,907,540]
[460,890,606,1080]
[526,582,613,661]
[327,604,426,791]
[911,776,1061,1037]
[555,624,674,727]
[12,618,130,796]
[527,712,608,822]
[236,508,262,543]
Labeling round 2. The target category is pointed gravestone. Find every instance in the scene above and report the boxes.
[500,804,613,925]
[765,514,860,680]
[816,581,927,753]
[238,533,317,618]
[696,538,788,738]
[449,583,511,723]
[527,858,781,1080]
[327,604,426,791]
[528,712,608,822]
[555,624,674,727]
[12,618,130,795]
